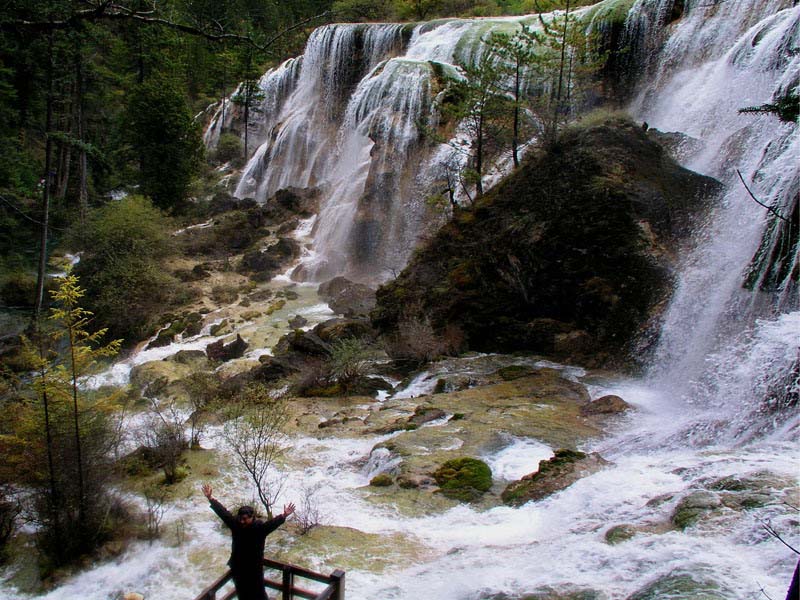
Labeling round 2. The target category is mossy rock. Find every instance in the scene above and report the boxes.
[369,473,394,487]
[210,319,231,336]
[496,364,537,380]
[671,491,722,529]
[604,524,636,544]
[433,457,492,502]
[626,569,732,599]
[502,449,609,506]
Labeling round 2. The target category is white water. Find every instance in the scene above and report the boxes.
[3,2,799,599]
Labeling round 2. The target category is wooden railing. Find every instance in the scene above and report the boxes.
[194,558,345,600]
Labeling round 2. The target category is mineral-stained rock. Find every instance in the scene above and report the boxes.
[502,449,610,506]
[373,118,721,366]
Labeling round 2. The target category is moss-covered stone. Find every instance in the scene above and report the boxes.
[369,473,394,487]
[502,449,609,506]
[433,457,492,502]
[627,569,732,599]
[671,491,722,530]
[496,364,537,380]
[604,524,636,544]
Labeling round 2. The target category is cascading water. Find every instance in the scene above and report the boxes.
[223,18,538,283]
[3,3,798,600]
[626,0,799,440]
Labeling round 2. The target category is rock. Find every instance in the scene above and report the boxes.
[626,568,732,599]
[502,449,610,506]
[671,490,722,529]
[496,365,537,380]
[347,376,393,396]
[167,349,209,367]
[372,118,721,365]
[288,315,308,329]
[247,289,274,302]
[129,360,193,391]
[604,524,637,544]
[239,238,300,281]
[122,593,145,600]
[647,128,705,163]
[265,187,319,219]
[554,330,595,358]
[274,330,332,357]
[397,474,437,489]
[432,457,493,502]
[206,334,249,362]
[408,406,447,426]
[369,473,394,487]
[313,317,375,343]
[318,277,376,318]
[581,395,631,416]
[250,356,303,382]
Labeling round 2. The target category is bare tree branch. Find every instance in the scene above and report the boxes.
[736,169,790,223]
[0,2,332,53]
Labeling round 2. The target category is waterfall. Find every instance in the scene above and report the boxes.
[620,0,799,445]
[217,18,540,283]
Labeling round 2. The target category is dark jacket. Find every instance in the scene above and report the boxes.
[209,499,286,573]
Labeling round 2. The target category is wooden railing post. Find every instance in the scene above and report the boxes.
[282,565,294,600]
[330,569,345,600]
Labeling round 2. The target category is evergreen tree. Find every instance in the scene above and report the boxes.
[125,75,204,212]
[14,275,122,569]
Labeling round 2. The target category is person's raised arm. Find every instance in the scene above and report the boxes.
[202,483,236,529]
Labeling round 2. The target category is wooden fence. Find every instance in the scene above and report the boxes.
[194,558,345,600]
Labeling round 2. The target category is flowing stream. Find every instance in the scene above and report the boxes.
[2,1,798,599]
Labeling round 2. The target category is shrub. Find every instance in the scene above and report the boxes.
[73,195,182,343]
[328,338,376,392]
[215,133,244,167]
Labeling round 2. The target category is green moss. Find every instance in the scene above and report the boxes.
[369,473,394,487]
[265,299,287,315]
[433,457,492,502]
[209,319,229,336]
[496,365,536,380]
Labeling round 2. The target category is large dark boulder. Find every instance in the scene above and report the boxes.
[206,334,249,362]
[318,277,376,318]
[373,118,720,366]
[239,238,301,281]
[312,317,376,343]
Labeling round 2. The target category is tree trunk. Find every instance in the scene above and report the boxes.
[33,30,55,324]
[68,324,86,528]
[512,60,520,168]
[76,48,89,233]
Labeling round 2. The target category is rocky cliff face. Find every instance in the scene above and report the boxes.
[373,117,721,366]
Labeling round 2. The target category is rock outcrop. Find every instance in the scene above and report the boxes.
[501,449,610,506]
[373,118,720,367]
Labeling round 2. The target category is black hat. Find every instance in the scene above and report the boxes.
[237,506,255,517]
